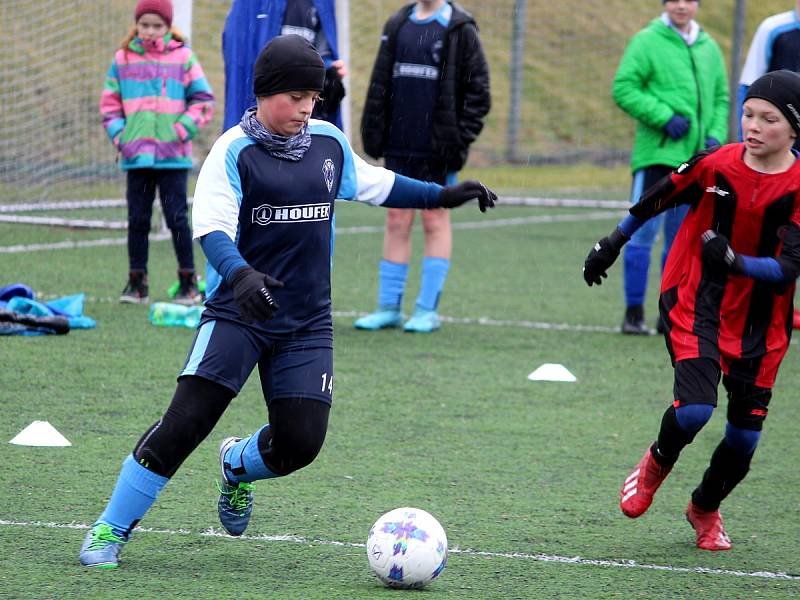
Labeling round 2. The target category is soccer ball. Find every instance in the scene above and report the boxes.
[366,507,448,589]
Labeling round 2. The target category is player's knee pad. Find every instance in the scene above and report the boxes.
[266,397,329,475]
[134,376,233,477]
[724,423,761,457]
[726,381,771,431]
[674,403,714,434]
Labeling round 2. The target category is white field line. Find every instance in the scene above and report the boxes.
[0,214,128,229]
[0,196,628,214]
[0,211,624,254]
[0,519,797,581]
[333,311,621,334]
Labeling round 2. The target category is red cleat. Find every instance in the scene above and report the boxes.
[620,448,672,518]
[793,309,800,330]
[686,501,732,551]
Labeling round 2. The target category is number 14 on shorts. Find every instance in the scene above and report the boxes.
[321,372,333,394]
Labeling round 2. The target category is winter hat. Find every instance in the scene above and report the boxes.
[253,35,325,98]
[135,0,173,26]
[745,70,800,135]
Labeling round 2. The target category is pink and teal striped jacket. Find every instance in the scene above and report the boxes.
[100,34,214,170]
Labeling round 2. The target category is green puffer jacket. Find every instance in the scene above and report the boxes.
[613,18,729,173]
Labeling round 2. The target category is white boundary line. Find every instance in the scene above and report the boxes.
[0,214,128,229]
[0,520,796,581]
[0,196,629,214]
[0,211,624,254]
[333,310,622,334]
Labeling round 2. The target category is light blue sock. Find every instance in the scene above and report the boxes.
[97,454,168,537]
[223,425,278,484]
[377,259,408,311]
[416,257,450,312]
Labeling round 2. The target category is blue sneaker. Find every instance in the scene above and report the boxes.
[79,523,128,568]
[403,309,441,333]
[354,309,402,330]
[217,437,255,536]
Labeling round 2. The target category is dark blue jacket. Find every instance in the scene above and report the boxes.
[222,0,340,131]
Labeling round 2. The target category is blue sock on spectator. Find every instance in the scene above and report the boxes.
[416,257,450,312]
[377,259,408,311]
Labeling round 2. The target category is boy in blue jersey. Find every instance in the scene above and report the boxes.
[356,0,491,333]
[78,34,496,569]
[738,2,800,133]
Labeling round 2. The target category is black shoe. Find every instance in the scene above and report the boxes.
[621,305,650,335]
[174,270,202,305]
[120,271,149,304]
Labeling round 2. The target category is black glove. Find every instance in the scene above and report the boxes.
[583,227,628,286]
[230,266,284,322]
[312,66,346,120]
[439,180,497,212]
[701,230,742,275]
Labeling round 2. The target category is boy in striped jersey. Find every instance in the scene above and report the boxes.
[584,70,800,551]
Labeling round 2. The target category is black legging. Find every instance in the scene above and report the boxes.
[133,375,330,478]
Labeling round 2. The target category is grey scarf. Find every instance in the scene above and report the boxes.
[239,107,311,161]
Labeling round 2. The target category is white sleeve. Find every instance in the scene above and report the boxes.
[352,152,396,206]
[192,128,248,241]
[740,12,795,85]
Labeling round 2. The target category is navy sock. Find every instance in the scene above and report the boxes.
[623,244,651,307]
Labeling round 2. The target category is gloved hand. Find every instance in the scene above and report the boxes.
[313,66,346,119]
[663,115,690,140]
[701,230,742,275]
[705,137,721,148]
[583,228,629,286]
[230,266,284,322]
[439,180,497,212]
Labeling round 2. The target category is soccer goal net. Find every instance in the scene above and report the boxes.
[0,2,138,207]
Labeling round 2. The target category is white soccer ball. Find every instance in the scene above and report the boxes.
[366,507,448,589]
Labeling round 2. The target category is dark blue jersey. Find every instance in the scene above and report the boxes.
[281,0,333,59]
[385,3,451,158]
[192,120,412,335]
[740,10,800,85]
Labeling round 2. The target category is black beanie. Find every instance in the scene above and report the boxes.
[745,70,800,135]
[253,34,325,98]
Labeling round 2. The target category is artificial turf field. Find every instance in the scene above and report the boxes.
[1,200,799,599]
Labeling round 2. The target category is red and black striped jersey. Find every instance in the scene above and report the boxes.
[631,143,800,387]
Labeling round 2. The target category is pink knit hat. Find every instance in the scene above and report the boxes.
[135,0,173,26]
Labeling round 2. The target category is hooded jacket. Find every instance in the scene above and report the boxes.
[100,34,214,170]
[612,17,728,172]
[361,1,490,172]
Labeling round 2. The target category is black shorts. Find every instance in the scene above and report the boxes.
[179,318,334,405]
[673,358,772,429]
